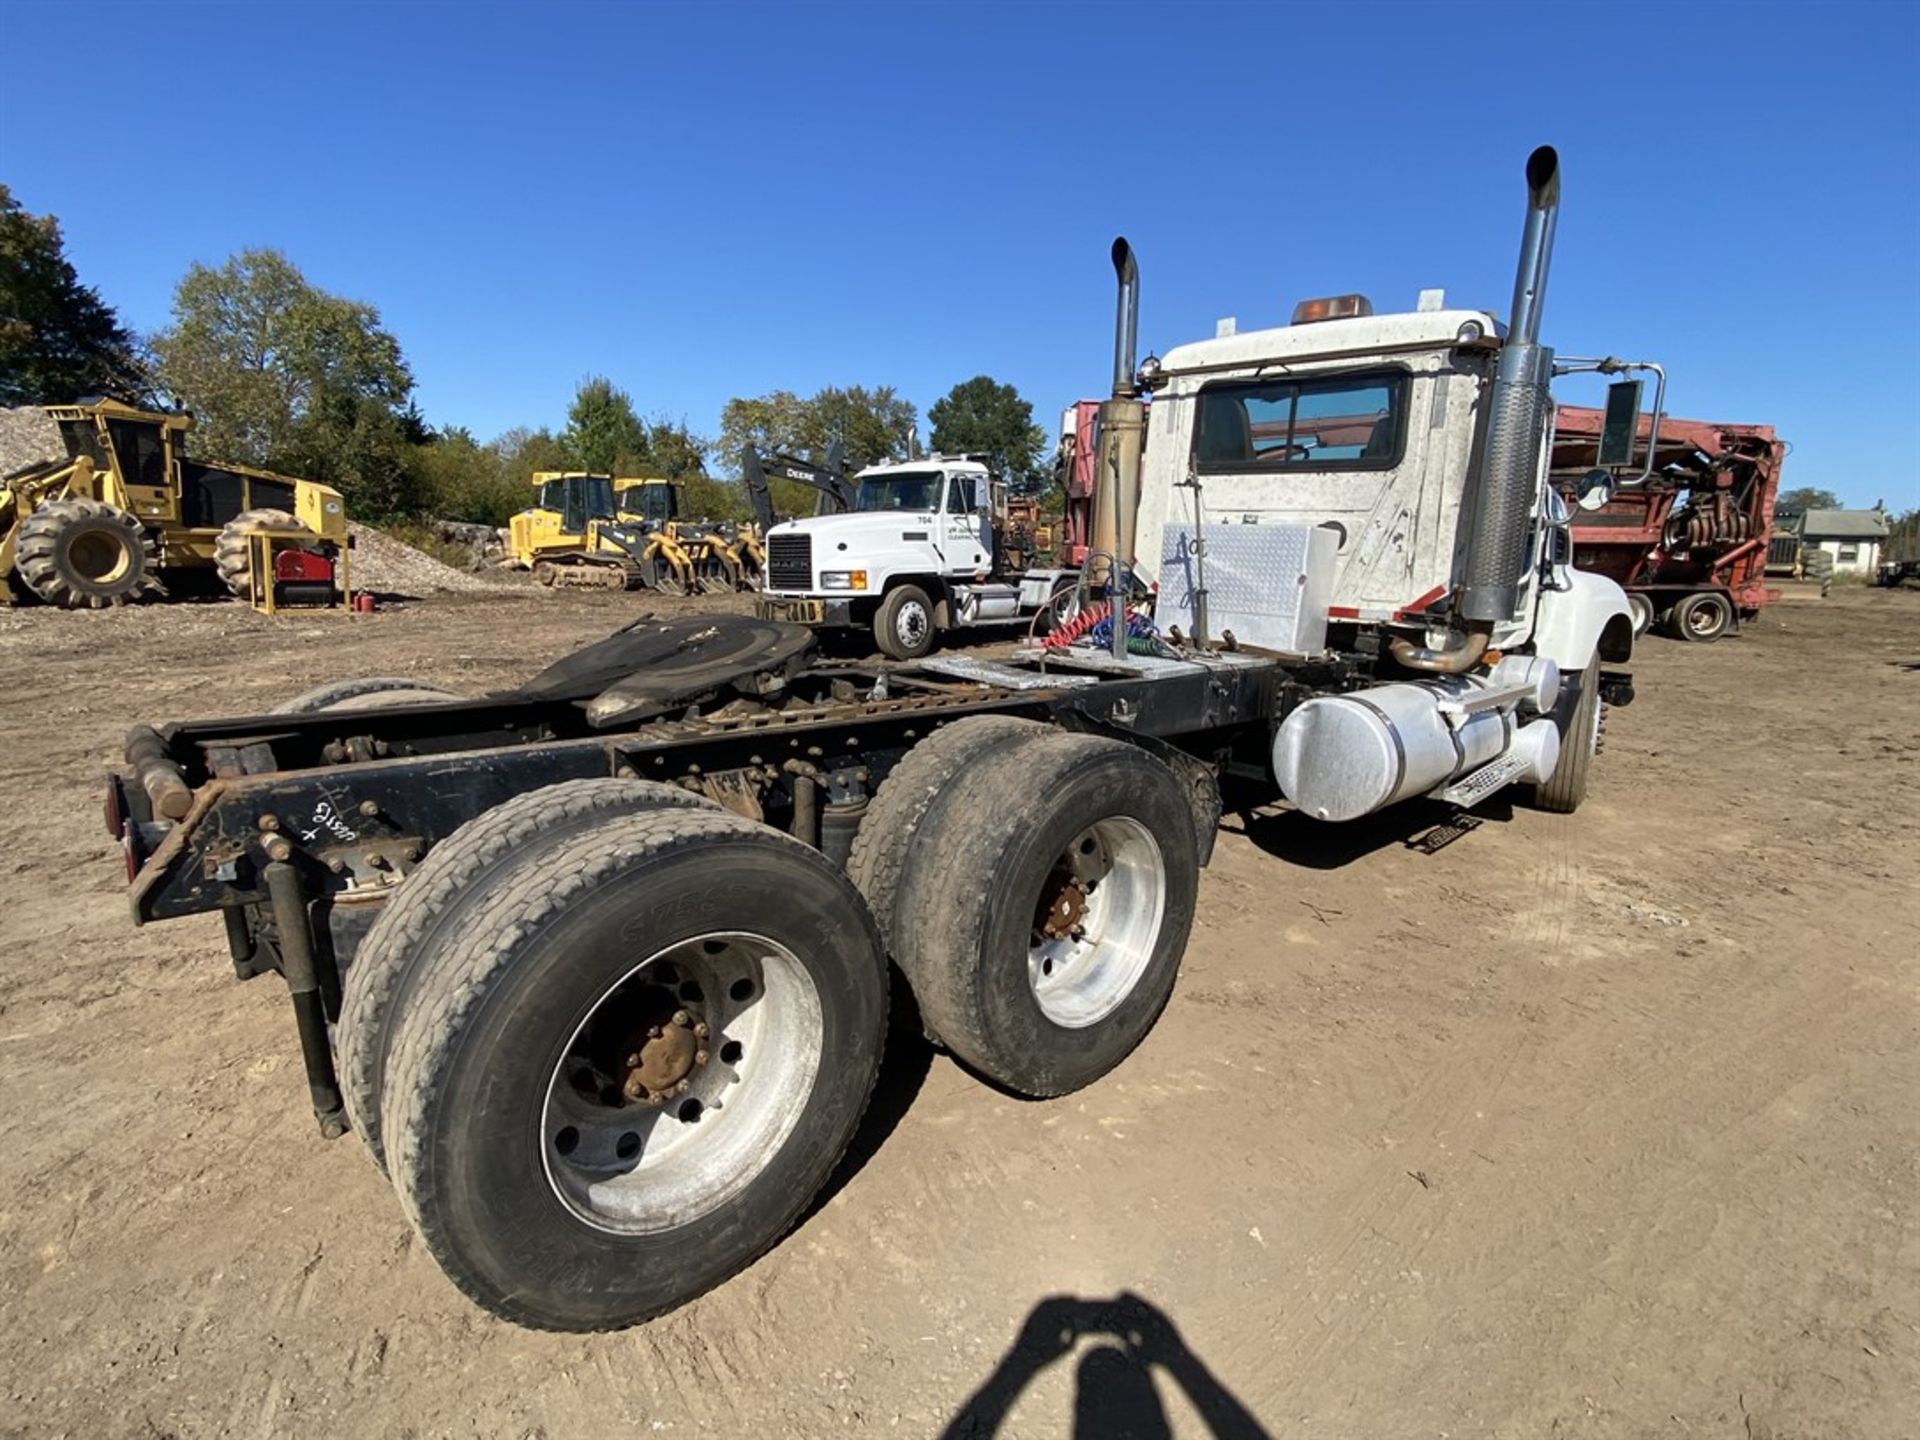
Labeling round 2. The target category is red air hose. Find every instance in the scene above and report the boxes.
[1042,601,1117,649]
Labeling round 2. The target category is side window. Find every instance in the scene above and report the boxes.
[1194,370,1408,473]
[1838,543,1859,564]
[947,475,977,513]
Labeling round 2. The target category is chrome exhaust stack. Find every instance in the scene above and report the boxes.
[1092,239,1148,659]
[1459,144,1560,626]
[1109,238,1139,398]
[1392,146,1561,674]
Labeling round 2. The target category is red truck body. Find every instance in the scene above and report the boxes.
[1551,408,1786,631]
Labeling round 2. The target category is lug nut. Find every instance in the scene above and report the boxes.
[693,1022,709,1039]
[672,1009,689,1026]
[626,1052,641,1067]
[694,1050,709,1065]
[258,814,280,832]
[327,857,346,874]
[647,1025,662,1039]
[358,799,380,817]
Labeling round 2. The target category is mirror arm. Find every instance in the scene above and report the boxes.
[1554,357,1666,487]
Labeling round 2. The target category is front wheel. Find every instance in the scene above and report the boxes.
[1531,659,1600,814]
[874,583,936,661]
[13,499,158,608]
[382,807,888,1330]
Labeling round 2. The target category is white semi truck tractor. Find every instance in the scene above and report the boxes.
[113,145,1642,1331]
[755,454,1078,660]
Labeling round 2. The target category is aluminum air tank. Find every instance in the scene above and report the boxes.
[1271,658,1562,822]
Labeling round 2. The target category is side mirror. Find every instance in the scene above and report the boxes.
[1576,468,1615,511]
[1598,379,1643,468]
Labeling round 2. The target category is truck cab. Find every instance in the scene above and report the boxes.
[1133,298,1602,665]
[758,455,1071,659]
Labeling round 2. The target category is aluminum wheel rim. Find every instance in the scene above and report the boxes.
[897,599,929,647]
[1028,817,1166,1028]
[540,930,823,1235]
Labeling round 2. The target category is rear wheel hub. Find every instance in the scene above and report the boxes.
[614,995,710,1105]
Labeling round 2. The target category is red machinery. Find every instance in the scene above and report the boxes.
[1053,401,1101,567]
[1552,408,1786,643]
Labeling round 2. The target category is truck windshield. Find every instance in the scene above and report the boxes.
[854,472,942,513]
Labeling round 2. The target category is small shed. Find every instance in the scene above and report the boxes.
[1797,509,1889,576]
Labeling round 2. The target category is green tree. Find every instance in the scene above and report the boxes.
[410,425,523,526]
[561,376,650,473]
[1776,486,1843,515]
[0,184,147,405]
[808,385,917,470]
[645,414,710,479]
[718,384,918,476]
[928,375,1048,491]
[150,249,420,515]
[718,389,811,467]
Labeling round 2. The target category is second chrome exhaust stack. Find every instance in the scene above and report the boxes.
[1459,144,1560,626]
[1395,145,1561,673]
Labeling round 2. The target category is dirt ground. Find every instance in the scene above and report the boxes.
[0,582,1913,1439]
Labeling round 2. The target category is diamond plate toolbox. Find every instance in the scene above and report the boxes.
[1156,521,1336,655]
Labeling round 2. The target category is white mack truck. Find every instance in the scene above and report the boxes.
[755,453,1078,660]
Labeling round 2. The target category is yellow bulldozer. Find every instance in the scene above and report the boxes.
[509,472,700,592]
[1,398,347,608]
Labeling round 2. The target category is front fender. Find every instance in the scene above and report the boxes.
[1531,568,1634,671]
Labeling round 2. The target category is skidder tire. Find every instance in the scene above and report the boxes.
[215,508,311,597]
[337,778,720,1174]
[892,732,1199,1097]
[874,583,936,661]
[1531,659,1600,814]
[847,715,1051,942]
[14,499,157,609]
[383,807,887,1330]
[273,676,465,714]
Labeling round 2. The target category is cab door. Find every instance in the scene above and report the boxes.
[105,418,181,525]
[938,473,991,574]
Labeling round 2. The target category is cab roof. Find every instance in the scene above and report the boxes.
[854,454,990,479]
[1157,308,1502,380]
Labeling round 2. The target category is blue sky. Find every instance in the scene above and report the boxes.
[5,1,1916,507]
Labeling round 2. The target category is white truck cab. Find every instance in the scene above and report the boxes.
[756,455,1073,659]
[1133,299,1629,676]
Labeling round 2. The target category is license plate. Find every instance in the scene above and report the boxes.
[756,597,825,624]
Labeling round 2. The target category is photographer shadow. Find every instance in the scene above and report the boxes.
[942,1292,1270,1439]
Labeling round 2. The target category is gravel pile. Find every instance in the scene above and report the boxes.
[348,522,503,595]
[0,407,62,476]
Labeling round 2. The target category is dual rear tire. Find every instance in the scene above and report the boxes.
[325,722,1199,1329]
[854,719,1202,1097]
